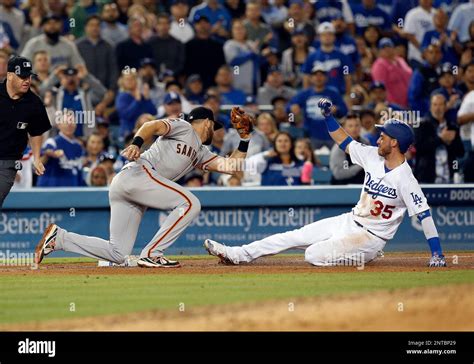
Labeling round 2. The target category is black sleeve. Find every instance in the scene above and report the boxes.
[27,101,51,136]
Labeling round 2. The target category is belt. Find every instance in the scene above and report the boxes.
[353,220,386,241]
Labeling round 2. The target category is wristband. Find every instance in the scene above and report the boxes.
[131,136,144,148]
[238,139,250,153]
[325,115,341,132]
[339,136,353,151]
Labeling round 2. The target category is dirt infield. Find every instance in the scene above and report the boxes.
[4,283,473,331]
[1,252,473,275]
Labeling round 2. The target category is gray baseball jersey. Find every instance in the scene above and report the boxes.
[54,117,217,262]
[141,118,218,181]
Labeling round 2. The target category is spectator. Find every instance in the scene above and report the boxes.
[260,0,287,28]
[202,91,231,130]
[351,0,391,36]
[432,62,464,120]
[289,64,348,148]
[398,0,435,68]
[224,0,246,19]
[260,46,280,85]
[0,18,18,50]
[331,15,360,73]
[115,68,157,138]
[294,137,316,185]
[83,132,105,169]
[88,165,107,186]
[363,24,382,58]
[184,14,226,89]
[169,0,194,44]
[281,29,315,89]
[43,65,107,138]
[459,61,474,96]
[243,1,272,47]
[69,0,100,39]
[277,0,315,53]
[366,81,403,111]
[257,66,296,105]
[182,171,205,187]
[0,0,25,47]
[100,2,128,47]
[302,22,354,96]
[223,18,260,95]
[457,87,474,182]
[164,80,193,114]
[115,16,153,70]
[37,110,85,187]
[448,0,474,44]
[0,49,9,81]
[271,95,289,125]
[189,0,232,40]
[371,37,412,108]
[422,8,461,66]
[12,147,33,189]
[138,57,165,109]
[408,42,443,116]
[247,131,304,186]
[359,109,380,146]
[76,15,119,91]
[330,114,368,185]
[147,13,185,75]
[214,65,247,105]
[313,0,354,28]
[97,153,116,185]
[116,0,132,25]
[21,15,85,70]
[184,74,205,105]
[159,92,183,118]
[256,112,278,144]
[415,93,464,183]
[31,50,50,85]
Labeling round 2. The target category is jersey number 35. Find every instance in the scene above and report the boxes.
[370,200,395,219]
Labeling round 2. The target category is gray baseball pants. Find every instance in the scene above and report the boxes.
[54,160,201,263]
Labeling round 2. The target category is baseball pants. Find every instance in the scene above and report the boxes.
[54,160,201,263]
[0,160,19,210]
[225,213,386,266]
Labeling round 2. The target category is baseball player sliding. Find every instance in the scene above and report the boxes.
[35,106,254,268]
[205,99,447,268]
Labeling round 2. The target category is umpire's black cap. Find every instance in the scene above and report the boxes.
[187,106,223,130]
[7,56,37,78]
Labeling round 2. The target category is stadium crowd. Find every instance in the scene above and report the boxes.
[1,0,474,188]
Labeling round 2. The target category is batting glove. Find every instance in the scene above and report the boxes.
[428,254,447,267]
[318,98,333,117]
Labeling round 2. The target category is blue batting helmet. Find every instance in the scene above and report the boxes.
[375,119,414,153]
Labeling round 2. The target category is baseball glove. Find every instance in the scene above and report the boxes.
[230,107,254,140]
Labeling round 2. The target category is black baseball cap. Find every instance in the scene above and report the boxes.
[7,56,37,78]
[187,106,223,130]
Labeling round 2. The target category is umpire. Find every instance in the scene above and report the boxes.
[0,56,51,209]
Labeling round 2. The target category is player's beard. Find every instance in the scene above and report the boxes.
[377,144,391,157]
[204,128,213,145]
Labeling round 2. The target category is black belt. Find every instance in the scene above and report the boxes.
[354,220,386,241]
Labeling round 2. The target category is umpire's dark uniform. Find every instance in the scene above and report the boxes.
[0,56,51,208]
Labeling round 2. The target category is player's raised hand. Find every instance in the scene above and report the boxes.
[428,254,447,267]
[318,98,333,117]
[121,144,141,161]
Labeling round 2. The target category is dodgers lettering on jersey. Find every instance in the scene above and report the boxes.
[140,118,218,182]
[348,141,429,240]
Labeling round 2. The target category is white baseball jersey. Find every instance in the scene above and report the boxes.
[140,118,218,181]
[349,141,429,240]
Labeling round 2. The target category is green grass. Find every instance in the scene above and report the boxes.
[1,270,473,324]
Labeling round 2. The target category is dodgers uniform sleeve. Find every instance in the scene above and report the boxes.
[196,146,219,171]
[400,176,430,217]
[348,141,377,169]
[27,100,52,136]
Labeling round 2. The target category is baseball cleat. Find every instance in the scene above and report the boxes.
[137,256,181,268]
[34,223,58,264]
[204,239,236,265]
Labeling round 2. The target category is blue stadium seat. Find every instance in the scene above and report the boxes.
[312,167,332,184]
[317,154,330,167]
